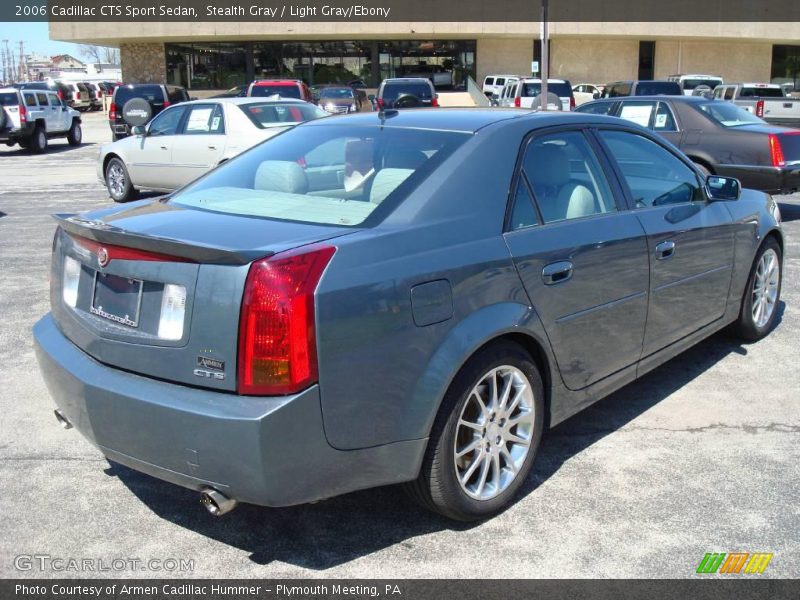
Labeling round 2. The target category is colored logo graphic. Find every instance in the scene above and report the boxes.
[697,552,773,574]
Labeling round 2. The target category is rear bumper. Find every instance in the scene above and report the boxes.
[0,122,35,143]
[33,314,426,507]
[718,164,800,195]
[110,122,130,137]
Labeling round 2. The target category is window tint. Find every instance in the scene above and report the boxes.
[653,102,677,131]
[148,106,186,136]
[599,130,704,208]
[170,125,468,227]
[522,131,617,224]
[496,77,506,86]
[576,102,615,115]
[634,81,681,96]
[168,87,188,103]
[36,92,48,105]
[740,86,784,98]
[521,81,572,98]
[0,92,19,105]
[183,104,224,134]
[381,82,433,101]
[24,93,37,106]
[509,181,539,230]
[696,101,764,127]
[239,102,326,128]
[484,77,494,86]
[724,87,735,100]
[115,85,163,106]
[48,93,61,106]
[251,84,302,99]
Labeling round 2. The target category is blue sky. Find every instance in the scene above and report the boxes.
[0,22,84,58]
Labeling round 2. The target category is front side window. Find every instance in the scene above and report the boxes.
[522,131,617,224]
[170,125,468,227]
[24,93,37,107]
[695,101,764,127]
[183,104,225,134]
[48,93,60,106]
[148,106,187,136]
[36,92,48,105]
[599,130,704,208]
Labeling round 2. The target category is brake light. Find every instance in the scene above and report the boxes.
[570,96,576,110]
[69,234,193,264]
[109,102,117,120]
[376,98,385,110]
[75,92,81,100]
[432,96,439,107]
[18,103,27,123]
[57,90,64,100]
[238,245,336,396]
[514,96,521,107]
[163,100,171,109]
[769,134,785,167]
[755,99,765,118]
[96,90,102,99]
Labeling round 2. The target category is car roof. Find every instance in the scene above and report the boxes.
[382,78,432,84]
[302,107,629,133]
[520,78,568,83]
[191,97,310,106]
[252,80,302,85]
[583,95,712,105]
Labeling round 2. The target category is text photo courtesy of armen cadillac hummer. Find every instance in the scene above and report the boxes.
[0,0,799,594]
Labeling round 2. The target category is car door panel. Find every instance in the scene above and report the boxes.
[596,128,735,356]
[127,105,187,189]
[168,104,226,188]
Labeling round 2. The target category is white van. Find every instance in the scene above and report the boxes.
[667,74,724,96]
[483,75,519,99]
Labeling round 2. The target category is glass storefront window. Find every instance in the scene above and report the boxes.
[166,40,477,90]
[772,45,800,92]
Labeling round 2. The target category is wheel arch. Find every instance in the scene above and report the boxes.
[102,152,123,175]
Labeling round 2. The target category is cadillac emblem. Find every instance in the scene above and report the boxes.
[97,247,109,267]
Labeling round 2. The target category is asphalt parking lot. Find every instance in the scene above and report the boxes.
[0,111,798,579]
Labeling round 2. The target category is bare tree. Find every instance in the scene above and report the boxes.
[79,44,119,67]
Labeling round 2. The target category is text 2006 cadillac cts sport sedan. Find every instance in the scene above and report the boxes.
[33,109,783,521]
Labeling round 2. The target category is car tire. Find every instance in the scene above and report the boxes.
[730,237,782,342]
[693,161,712,177]
[105,157,137,203]
[405,340,545,521]
[30,126,47,154]
[67,120,82,146]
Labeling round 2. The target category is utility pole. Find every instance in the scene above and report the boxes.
[2,40,9,85]
[540,0,549,111]
[19,41,26,82]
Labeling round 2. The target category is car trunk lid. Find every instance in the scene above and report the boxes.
[50,200,357,392]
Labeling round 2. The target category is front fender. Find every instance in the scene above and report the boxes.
[410,301,555,441]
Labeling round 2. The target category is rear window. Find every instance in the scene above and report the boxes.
[0,92,19,106]
[682,78,723,90]
[170,125,468,227]
[634,82,681,96]
[251,84,302,99]
[238,102,326,128]
[739,87,785,98]
[319,87,354,99]
[521,82,572,98]
[115,85,163,106]
[695,101,764,127]
[381,82,433,101]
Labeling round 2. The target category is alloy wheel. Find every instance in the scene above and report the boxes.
[453,365,536,501]
[107,163,125,197]
[752,248,780,328]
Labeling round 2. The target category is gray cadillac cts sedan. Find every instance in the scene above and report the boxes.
[34,109,783,521]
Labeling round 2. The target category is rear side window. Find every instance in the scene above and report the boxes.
[168,87,188,103]
[36,92,48,105]
[251,84,302,99]
[496,78,506,86]
[484,77,494,86]
[508,181,539,230]
[599,130,704,208]
[609,83,632,97]
[170,125,468,227]
[381,82,433,101]
[183,104,225,134]
[724,87,735,100]
[0,92,19,105]
[634,82,681,96]
[576,102,615,115]
[522,131,617,224]
[48,94,61,106]
[114,85,163,106]
[24,93,37,107]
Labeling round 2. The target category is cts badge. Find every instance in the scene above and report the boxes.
[194,368,225,380]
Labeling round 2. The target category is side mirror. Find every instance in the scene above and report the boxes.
[593,91,601,99]
[131,125,147,136]
[706,175,741,201]
[367,94,375,102]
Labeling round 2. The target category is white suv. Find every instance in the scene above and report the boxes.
[0,87,82,153]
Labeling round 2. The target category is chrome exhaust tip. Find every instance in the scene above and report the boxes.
[54,409,72,430]
[200,488,237,516]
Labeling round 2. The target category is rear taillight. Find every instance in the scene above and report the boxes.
[237,245,336,396]
[514,96,521,107]
[755,99,765,118]
[432,96,439,107]
[18,103,27,123]
[376,98,385,110]
[163,100,171,109]
[62,256,81,308]
[75,92,81,100]
[570,96,576,110]
[109,102,117,120]
[96,90,102,99]
[769,134,785,167]
[57,90,64,100]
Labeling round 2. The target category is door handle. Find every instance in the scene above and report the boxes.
[160,145,168,150]
[655,241,676,260]
[542,261,573,285]
[207,145,217,150]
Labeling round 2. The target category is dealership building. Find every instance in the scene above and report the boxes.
[49,21,800,92]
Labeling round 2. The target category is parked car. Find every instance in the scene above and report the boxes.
[399,64,453,88]
[376,78,439,109]
[316,85,372,114]
[34,109,783,521]
[83,82,104,111]
[602,80,682,98]
[576,95,800,194]
[667,74,724,96]
[109,83,190,141]
[483,74,519,99]
[712,83,800,126]
[61,81,92,112]
[98,98,327,202]
[506,78,575,111]
[15,79,72,104]
[0,86,82,152]
[211,84,248,98]
[247,79,313,102]
[572,83,603,105]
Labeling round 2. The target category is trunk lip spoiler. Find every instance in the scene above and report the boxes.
[52,213,274,266]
